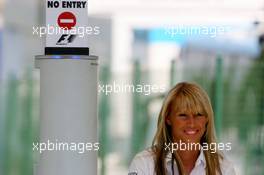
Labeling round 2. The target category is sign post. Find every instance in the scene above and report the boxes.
[45,0,89,55]
[35,1,98,175]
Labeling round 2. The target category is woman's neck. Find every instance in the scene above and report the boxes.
[177,150,200,175]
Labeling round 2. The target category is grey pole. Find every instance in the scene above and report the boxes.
[35,55,98,175]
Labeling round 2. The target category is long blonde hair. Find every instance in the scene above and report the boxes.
[152,82,222,175]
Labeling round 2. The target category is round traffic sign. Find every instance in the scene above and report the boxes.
[57,11,76,30]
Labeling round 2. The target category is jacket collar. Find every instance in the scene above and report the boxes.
[165,148,206,169]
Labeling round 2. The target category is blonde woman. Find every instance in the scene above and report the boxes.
[128,82,236,175]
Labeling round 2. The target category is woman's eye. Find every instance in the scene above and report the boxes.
[178,114,187,118]
[196,113,204,117]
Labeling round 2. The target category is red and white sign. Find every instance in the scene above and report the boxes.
[46,0,88,48]
[57,12,76,30]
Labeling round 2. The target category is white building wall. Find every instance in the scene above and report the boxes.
[2,0,43,80]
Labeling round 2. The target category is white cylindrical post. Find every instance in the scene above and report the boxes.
[35,55,98,175]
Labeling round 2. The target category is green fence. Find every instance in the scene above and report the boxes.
[1,71,37,175]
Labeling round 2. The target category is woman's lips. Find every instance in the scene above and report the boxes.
[184,129,199,135]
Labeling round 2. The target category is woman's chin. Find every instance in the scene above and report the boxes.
[178,137,201,145]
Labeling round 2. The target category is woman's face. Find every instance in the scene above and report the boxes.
[166,108,208,144]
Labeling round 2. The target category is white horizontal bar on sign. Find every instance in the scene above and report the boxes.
[60,19,74,23]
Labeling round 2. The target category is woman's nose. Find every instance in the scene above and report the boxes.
[187,116,195,127]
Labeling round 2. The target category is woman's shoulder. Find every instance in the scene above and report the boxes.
[134,148,155,159]
[219,153,236,175]
[128,148,155,175]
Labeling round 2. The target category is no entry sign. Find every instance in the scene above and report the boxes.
[45,0,89,55]
[57,12,76,30]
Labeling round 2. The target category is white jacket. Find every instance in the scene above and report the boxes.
[128,149,236,175]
